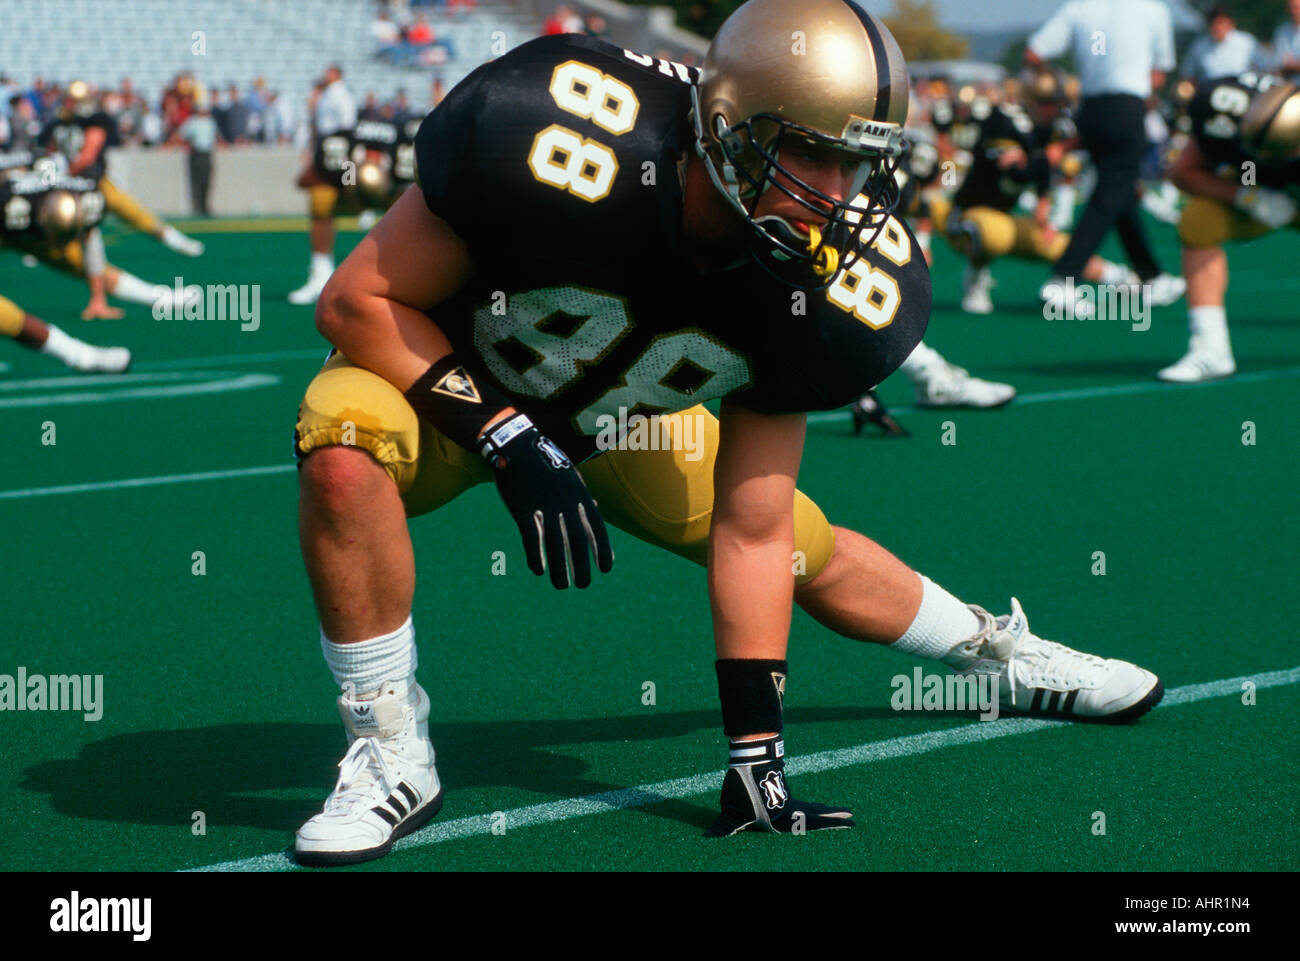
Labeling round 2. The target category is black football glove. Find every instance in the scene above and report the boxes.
[705,736,854,837]
[479,413,613,589]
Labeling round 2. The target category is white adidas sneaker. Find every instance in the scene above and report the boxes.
[288,268,332,305]
[1157,345,1236,383]
[72,345,131,373]
[914,360,1016,409]
[295,681,442,866]
[942,599,1163,722]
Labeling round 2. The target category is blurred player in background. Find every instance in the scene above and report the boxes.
[851,97,1016,435]
[288,65,357,304]
[0,292,129,372]
[40,80,204,258]
[1027,0,1184,316]
[1,151,196,319]
[934,67,1137,317]
[1162,74,1300,381]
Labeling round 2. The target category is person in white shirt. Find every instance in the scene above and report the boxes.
[1026,0,1185,317]
[290,66,359,305]
[1273,0,1300,80]
[1181,6,1266,83]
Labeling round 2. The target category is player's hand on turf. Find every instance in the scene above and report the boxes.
[705,741,854,837]
[1235,186,1298,229]
[479,413,613,589]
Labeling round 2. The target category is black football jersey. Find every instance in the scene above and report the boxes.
[1188,73,1300,190]
[413,34,929,460]
[39,110,118,182]
[0,172,102,240]
[313,117,424,192]
[952,103,1049,212]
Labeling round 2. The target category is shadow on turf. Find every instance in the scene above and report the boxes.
[19,705,944,834]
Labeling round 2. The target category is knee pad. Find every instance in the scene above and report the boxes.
[295,353,422,492]
[0,294,26,338]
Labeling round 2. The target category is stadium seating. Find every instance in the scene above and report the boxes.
[0,0,541,113]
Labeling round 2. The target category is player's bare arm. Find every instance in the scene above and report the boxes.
[708,400,804,664]
[315,186,473,392]
[1167,137,1237,204]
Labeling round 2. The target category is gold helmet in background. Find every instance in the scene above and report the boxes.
[356,160,392,205]
[36,189,81,239]
[1241,81,1300,163]
[693,0,909,288]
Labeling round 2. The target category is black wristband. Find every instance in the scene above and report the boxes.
[715,659,787,737]
[403,355,514,451]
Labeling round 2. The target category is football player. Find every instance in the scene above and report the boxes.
[1,157,195,320]
[1160,74,1300,381]
[288,67,358,305]
[291,0,1163,865]
[935,67,1147,317]
[0,292,129,372]
[40,81,204,258]
[851,117,1017,433]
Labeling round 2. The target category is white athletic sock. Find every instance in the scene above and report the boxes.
[321,616,417,697]
[899,340,943,382]
[1188,305,1230,351]
[888,575,981,660]
[112,270,161,305]
[39,325,87,366]
[310,252,333,275]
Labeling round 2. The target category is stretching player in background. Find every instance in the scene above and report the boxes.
[851,105,1016,435]
[1,156,197,319]
[934,67,1157,318]
[40,81,204,258]
[0,293,129,372]
[1161,74,1300,381]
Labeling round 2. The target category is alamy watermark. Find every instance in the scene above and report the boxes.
[0,667,103,721]
[890,667,1000,721]
[593,408,706,461]
[152,277,260,330]
[1042,277,1151,331]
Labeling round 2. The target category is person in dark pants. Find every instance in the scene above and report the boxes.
[177,94,218,216]
[1027,0,1185,315]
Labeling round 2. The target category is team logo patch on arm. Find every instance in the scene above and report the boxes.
[431,366,482,403]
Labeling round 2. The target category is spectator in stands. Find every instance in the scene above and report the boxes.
[264,90,297,145]
[407,13,435,47]
[5,95,40,150]
[392,89,414,123]
[1273,0,1300,80]
[543,6,583,36]
[114,78,147,145]
[177,93,218,217]
[222,84,251,143]
[584,14,608,39]
[1181,6,1265,82]
[371,8,403,63]
[431,77,446,106]
[447,0,476,13]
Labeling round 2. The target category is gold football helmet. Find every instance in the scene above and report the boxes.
[356,160,392,205]
[1241,81,1300,163]
[693,0,909,288]
[36,189,81,240]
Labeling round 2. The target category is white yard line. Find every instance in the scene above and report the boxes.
[187,665,1300,872]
